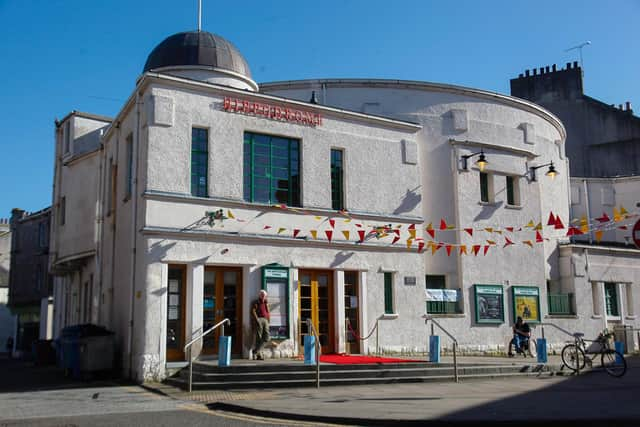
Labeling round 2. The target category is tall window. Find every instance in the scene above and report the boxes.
[243,132,300,206]
[384,272,394,314]
[331,149,344,210]
[125,133,134,199]
[480,172,489,202]
[59,196,66,226]
[191,128,208,197]
[506,176,515,205]
[604,282,619,316]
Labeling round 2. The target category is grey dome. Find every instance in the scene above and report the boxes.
[143,31,252,79]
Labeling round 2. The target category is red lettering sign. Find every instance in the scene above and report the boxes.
[222,96,322,127]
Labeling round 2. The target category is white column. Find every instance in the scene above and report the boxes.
[359,271,368,355]
[158,263,168,368]
[186,263,204,357]
[242,265,255,359]
[39,297,53,339]
[290,268,299,355]
[617,282,626,320]
[595,281,607,330]
[335,270,345,354]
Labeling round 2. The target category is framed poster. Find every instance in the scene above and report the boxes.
[474,285,504,324]
[262,263,290,340]
[512,286,541,323]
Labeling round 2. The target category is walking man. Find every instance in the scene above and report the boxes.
[252,289,270,360]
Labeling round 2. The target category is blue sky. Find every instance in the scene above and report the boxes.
[0,0,638,217]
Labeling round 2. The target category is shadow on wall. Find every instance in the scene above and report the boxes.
[473,201,503,222]
[330,251,354,268]
[393,187,422,215]
[148,241,177,262]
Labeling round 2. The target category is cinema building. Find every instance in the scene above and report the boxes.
[48,30,637,382]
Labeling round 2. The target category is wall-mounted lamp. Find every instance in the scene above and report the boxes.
[530,161,558,181]
[461,150,488,171]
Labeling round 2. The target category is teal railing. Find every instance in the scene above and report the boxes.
[426,301,461,315]
[547,293,574,315]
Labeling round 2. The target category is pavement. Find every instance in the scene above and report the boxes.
[144,354,640,426]
[2,353,639,426]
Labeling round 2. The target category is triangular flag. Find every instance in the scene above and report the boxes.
[554,216,564,230]
[460,245,467,255]
[409,229,416,239]
[357,230,366,242]
[408,224,416,230]
[446,245,453,256]
[314,216,322,220]
[393,229,401,236]
[342,230,350,240]
[263,225,272,230]
[547,212,556,226]
[418,241,425,253]
[227,210,235,219]
[392,235,400,245]
[523,240,533,248]
[618,225,628,230]
[355,223,363,228]
[526,220,535,228]
[504,237,514,247]
[486,240,496,245]
[534,222,543,231]
[329,219,336,228]
[310,230,318,239]
[277,227,286,234]
[506,227,514,233]
[620,206,629,215]
[595,230,603,243]
[447,224,456,230]
[535,231,543,243]
[472,245,481,256]
[579,216,589,233]
[464,228,473,236]
[566,227,583,236]
[293,229,301,238]
[495,230,503,235]
[484,227,494,233]
[483,245,490,256]
[426,223,435,239]
[406,239,414,249]
[596,212,610,223]
[431,243,440,255]
[325,230,333,241]
[439,219,448,230]
[344,218,351,223]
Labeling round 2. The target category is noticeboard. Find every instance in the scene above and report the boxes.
[474,284,504,324]
[261,263,290,339]
[511,286,541,323]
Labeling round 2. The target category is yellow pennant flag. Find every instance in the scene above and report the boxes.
[613,208,622,222]
[409,229,416,239]
[310,230,318,239]
[580,215,589,233]
[526,220,535,228]
[315,216,323,221]
[344,219,352,223]
[486,240,496,245]
[495,230,503,235]
[431,243,439,255]
[594,230,604,243]
[620,206,628,216]
[523,240,533,248]
[534,222,543,231]
[484,227,494,233]
[277,228,286,234]
[459,245,467,255]
[342,230,350,240]
[227,210,235,219]
[406,239,414,249]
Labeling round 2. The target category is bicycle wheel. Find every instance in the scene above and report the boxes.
[601,350,627,377]
[561,344,586,371]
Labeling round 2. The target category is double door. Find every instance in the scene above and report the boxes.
[203,267,242,355]
[299,270,334,354]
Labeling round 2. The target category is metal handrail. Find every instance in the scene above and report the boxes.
[539,322,577,340]
[183,318,230,392]
[305,318,321,388]
[422,315,459,383]
[539,322,584,375]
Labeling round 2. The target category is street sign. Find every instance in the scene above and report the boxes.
[633,218,640,249]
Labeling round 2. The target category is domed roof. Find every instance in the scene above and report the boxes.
[143,31,252,79]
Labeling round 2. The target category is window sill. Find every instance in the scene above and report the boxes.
[625,315,637,320]
[591,315,603,319]
[546,314,578,319]
[478,201,498,207]
[606,315,622,321]
[427,313,466,318]
[380,313,399,320]
[504,204,523,210]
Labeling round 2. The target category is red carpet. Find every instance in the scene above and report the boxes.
[319,354,423,364]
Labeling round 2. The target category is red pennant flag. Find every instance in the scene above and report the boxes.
[618,225,628,230]
[392,236,400,244]
[446,245,453,256]
[408,223,416,230]
[263,225,272,230]
[427,228,435,239]
[566,227,583,236]
[483,245,490,256]
[439,219,447,230]
[504,237,514,247]
[355,223,363,228]
[464,228,473,236]
[472,245,481,256]
[418,241,425,252]
[547,212,556,226]
[357,230,366,242]
[506,227,514,233]
[329,219,335,229]
[325,230,333,241]
[596,213,611,223]
[535,231,543,243]
[393,229,401,236]
[293,229,301,238]
[554,216,565,230]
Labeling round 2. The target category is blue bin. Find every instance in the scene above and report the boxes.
[304,335,316,365]
[429,336,440,363]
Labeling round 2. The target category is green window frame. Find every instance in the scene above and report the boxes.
[191,128,208,197]
[384,272,394,314]
[480,172,489,202]
[604,282,619,316]
[506,176,515,205]
[330,149,344,210]
[243,132,300,206]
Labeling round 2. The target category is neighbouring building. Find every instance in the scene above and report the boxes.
[8,208,53,357]
[0,218,17,356]
[48,29,638,382]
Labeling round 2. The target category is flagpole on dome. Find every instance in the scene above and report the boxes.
[197,0,202,32]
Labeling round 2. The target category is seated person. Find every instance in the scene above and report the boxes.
[508,316,531,357]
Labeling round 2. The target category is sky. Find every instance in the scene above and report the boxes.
[0,0,638,218]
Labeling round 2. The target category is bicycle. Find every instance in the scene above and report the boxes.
[561,330,627,377]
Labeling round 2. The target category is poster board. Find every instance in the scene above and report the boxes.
[511,286,541,323]
[474,284,504,324]
[261,264,290,339]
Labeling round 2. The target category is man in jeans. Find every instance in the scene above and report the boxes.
[251,289,270,360]
[508,316,531,357]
